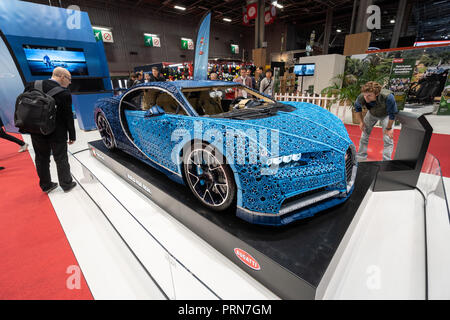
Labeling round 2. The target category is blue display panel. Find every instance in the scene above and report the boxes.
[23,45,88,76]
[294,63,315,76]
[0,35,24,132]
[0,0,113,131]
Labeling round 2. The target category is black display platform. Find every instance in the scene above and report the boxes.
[88,140,379,299]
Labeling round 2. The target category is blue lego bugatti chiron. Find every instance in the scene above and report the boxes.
[94,80,357,226]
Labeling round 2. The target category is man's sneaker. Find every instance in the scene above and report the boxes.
[63,181,77,193]
[18,143,28,153]
[43,182,58,193]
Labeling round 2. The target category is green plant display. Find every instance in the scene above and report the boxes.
[322,55,391,109]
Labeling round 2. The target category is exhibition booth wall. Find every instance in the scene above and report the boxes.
[0,0,112,131]
[341,45,450,114]
[298,54,346,94]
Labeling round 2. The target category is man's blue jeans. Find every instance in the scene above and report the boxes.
[356,112,394,161]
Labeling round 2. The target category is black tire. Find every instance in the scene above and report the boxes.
[96,112,116,150]
[183,142,236,211]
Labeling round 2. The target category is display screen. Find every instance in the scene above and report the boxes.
[294,63,315,76]
[22,45,89,76]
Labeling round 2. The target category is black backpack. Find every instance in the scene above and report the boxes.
[14,80,65,135]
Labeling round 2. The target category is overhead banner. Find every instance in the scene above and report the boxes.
[387,58,415,110]
[243,12,250,26]
[193,12,211,80]
[246,2,257,20]
[264,7,273,25]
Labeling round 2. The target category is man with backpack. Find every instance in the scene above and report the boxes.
[20,67,77,193]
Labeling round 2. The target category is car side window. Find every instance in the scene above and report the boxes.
[123,88,187,116]
[144,89,187,115]
[122,90,143,110]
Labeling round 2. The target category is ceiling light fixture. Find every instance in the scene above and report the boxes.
[174,5,186,11]
[272,1,283,9]
[92,26,112,31]
[336,29,342,33]
[390,19,395,24]
[223,18,232,22]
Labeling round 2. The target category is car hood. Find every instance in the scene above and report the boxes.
[205,102,352,156]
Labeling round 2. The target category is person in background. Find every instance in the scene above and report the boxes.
[128,73,136,88]
[25,67,77,193]
[144,72,151,83]
[0,117,28,155]
[133,71,143,86]
[138,71,144,82]
[233,68,252,98]
[246,68,254,89]
[246,67,256,89]
[149,67,165,82]
[260,69,274,96]
[255,66,264,91]
[354,81,398,161]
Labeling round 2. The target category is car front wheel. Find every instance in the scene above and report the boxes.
[183,143,236,211]
[96,111,116,150]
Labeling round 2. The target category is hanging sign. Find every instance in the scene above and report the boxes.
[181,38,194,50]
[145,34,160,47]
[231,44,239,54]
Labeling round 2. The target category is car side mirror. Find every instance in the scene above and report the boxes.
[144,105,165,117]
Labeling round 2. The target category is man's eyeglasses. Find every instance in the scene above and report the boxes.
[62,75,72,81]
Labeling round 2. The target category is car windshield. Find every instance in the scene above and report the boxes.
[181,85,289,119]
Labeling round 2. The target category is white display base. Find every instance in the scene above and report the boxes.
[19,123,450,299]
[404,103,438,116]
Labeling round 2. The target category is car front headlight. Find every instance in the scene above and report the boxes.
[265,153,302,166]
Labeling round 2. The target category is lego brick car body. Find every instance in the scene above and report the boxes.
[94,80,357,226]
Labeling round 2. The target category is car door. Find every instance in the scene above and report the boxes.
[123,87,189,174]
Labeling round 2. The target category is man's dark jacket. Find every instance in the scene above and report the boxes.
[24,79,76,142]
[148,73,165,82]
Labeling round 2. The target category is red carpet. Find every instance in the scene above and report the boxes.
[0,133,93,300]
[345,124,450,177]
[0,126,448,299]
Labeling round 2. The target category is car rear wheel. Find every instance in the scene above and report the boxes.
[96,112,116,150]
[183,143,236,211]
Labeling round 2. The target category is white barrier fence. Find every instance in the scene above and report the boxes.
[273,92,351,123]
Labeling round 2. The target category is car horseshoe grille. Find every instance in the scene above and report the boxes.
[345,147,353,183]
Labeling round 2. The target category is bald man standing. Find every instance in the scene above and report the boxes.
[24,67,76,193]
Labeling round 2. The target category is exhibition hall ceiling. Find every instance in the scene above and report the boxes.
[41,0,354,26]
[121,0,355,26]
[27,0,450,46]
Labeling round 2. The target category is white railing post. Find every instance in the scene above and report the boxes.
[342,100,348,121]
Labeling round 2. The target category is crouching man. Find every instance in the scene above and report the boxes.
[355,81,398,161]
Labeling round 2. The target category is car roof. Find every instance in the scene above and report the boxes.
[132,80,237,90]
[173,80,236,88]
